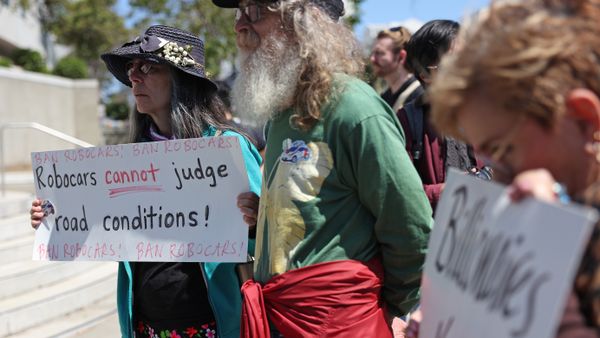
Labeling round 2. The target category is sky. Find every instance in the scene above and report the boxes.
[354,0,492,39]
[116,0,492,38]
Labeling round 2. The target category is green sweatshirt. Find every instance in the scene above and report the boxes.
[254,74,433,316]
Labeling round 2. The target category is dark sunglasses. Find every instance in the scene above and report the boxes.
[235,2,268,24]
[385,26,410,38]
[126,61,160,77]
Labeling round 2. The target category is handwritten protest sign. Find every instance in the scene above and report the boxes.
[31,136,251,263]
[420,170,597,338]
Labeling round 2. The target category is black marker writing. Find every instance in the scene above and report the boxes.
[172,157,229,190]
[434,185,551,337]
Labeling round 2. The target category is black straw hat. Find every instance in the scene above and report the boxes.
[101,25,215,89]
[212,0,345,21]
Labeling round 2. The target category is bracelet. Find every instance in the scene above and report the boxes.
[552,182,570,204]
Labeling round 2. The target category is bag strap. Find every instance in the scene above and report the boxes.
[392,80,421,112]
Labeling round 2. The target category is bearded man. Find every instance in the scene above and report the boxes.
[218,0,433,336]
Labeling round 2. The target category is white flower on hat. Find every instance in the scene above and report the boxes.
[158,41,196,67]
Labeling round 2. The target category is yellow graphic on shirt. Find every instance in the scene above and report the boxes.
[255,139,333,276]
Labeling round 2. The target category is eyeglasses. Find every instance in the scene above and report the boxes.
[126,61,159,77]
[418,65,440,82]
[463,115,526,184]
[235,2,268,24]
[473,116,526,183]
[486,116,526,164]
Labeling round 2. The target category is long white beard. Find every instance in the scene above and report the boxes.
[232,33,302,126]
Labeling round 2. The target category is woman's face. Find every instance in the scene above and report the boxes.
[127,59,172,122]
[455,94,592,194]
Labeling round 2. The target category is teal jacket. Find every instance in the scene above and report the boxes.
[117,129,262,338]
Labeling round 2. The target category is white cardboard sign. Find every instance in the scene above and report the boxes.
[31,137,250,262]
[420,170,597,338]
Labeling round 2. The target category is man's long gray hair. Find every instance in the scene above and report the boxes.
[282,0,364,130]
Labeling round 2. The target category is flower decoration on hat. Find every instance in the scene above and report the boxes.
[138,35,197,68]
[161,41,196,67]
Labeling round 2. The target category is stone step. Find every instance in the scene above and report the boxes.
[74,312,120,338]
[0,233,35,265]
[3,171,34,186]
[0,260,94,301]
[0,214,33,242]
[6,295,119,338]
[0,262,117,336]
[0,191,33,219]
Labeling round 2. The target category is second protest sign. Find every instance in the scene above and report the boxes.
[420,170,597,338]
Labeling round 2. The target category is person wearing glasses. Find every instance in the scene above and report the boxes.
[397,19,484,212]
[400,0,600,337]
[210,0,433,337]
[370,26,423,112]
[30,25,262,338]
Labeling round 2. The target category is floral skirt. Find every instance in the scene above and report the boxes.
[136,320,217,338]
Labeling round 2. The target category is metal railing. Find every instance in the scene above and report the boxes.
[0,122,94,196]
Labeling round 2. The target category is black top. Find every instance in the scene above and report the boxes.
[133,262,215,328]
[381,76,423,110]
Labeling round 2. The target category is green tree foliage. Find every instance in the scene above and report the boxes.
[11,48,48,73]
[43,0,130,78]
[53,55,88,78]
[346,0,365,27]
[3,0,130,88]
[0,56,13,68]
[129,0,237,78]
[105,100,130,120]
[4,0,364,80]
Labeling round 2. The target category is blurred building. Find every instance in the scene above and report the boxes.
[0,1,69,66]
[0,2,102,169]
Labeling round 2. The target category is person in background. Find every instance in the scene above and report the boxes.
[370,26,423,111]
[30,25,262,338]
[398,19,484,212]
[215,79,266,160]
[406,0,600,336]
[212,0,433,336]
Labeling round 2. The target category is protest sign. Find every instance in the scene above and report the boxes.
[31,136,251,263]
[420,170,597,338]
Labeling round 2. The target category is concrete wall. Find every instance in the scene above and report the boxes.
[0,67,102,168]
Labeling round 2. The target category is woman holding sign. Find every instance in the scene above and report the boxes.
[404,0,600,337]
[31,25,261,338]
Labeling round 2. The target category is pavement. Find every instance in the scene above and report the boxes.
[75,313,120,337]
